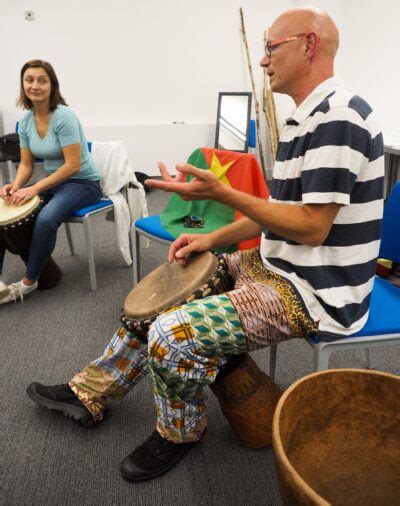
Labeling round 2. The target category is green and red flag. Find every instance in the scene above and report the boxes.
[160,147,269,252]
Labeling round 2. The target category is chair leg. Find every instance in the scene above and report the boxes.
[268,344,277,382]
[130,227,139,285]
[83,216,97,291]
[64,223,76,256]
[131,228,140,285]
[313,345,331,371]
[365,348,372,369]
[136,231,141,283]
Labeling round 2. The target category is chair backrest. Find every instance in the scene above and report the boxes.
[379,181,400,263]
[160,147,269,252]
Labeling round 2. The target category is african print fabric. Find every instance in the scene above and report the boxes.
[69,325,148,421]
[148,300,247,443]
[69,247,316,441]
[225,248,318,350]
[70,299,246,441]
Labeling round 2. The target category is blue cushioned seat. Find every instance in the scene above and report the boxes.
[72,199,113,217]
[310,276,400,344]
[135,216,175,241]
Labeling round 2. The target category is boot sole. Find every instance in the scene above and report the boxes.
[26,382,96,428]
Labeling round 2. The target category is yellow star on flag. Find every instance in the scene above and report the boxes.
[209,153,235,186]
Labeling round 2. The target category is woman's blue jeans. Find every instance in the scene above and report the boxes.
[24,178,102,281]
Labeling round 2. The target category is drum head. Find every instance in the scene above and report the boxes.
[124,251,219,319]
[0,195,40,226]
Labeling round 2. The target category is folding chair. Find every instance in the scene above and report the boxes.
[130,146,268,285]
[268,181,400,381]
[62,141,114,291]
[64,198,114,291]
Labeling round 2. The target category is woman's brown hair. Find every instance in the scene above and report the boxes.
[17,59,67,111]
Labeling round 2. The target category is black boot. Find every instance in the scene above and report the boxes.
[120,430,200,482]
[26,382,96,428]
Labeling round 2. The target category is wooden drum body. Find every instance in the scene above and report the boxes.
[210,353,282,448]
[0,196,63,289]
[273,369,400,506]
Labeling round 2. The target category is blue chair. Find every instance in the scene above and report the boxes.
[131,127,256,286]
[63,141,113,291]
[268,181,400,380]
[130,144,267,285]
[130,215,174,285]
[64,199,114,291]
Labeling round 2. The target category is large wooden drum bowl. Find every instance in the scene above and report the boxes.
[272,369,400,506]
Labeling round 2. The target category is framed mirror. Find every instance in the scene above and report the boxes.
[215,92,252,152]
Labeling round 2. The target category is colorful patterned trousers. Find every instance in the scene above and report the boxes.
[70,249,317,443]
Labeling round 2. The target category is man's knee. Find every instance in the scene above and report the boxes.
[147,311,195,369]
[147,317,173,368]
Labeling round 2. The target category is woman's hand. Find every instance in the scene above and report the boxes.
[8,185,38,206]
[168,233,214,265]
[0,183,21,203]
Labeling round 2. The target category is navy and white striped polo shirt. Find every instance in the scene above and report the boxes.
[260,77,384,336]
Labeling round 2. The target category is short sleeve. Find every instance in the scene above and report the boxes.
[18,116,30,149]
[54,108,81,147]
[301,107,372,205]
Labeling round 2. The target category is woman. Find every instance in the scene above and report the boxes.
[0,60,102,304]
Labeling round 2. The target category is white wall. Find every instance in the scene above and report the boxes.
[338,1,400,145]
[1,0,399,175]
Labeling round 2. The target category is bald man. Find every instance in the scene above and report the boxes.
[27,8,384,482]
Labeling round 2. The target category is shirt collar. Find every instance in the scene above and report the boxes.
[285,76,343,126]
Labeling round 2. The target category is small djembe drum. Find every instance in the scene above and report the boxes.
[121,251,231,336]
[121,251,282,448]
[273,369,400,506]
[0,195,63,289]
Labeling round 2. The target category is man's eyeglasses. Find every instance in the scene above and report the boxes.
[264,33,308,58]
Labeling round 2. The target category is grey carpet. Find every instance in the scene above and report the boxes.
[1,189,399,506]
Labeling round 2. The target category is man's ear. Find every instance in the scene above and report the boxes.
[304,32,320,57]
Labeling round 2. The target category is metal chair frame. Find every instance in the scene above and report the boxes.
[64,200,114,291]
[267,334,400,382]
[130,225,172,286]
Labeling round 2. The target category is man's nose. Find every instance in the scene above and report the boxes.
[260,54,271,67]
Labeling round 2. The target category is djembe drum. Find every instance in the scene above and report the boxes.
[210,353,282,448]
[121,251,230,335]
[0,195,63,289]
[121,251,282,448]
[273,369,400,506]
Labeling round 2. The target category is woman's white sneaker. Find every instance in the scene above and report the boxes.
[0,281,9,298]
[0,280,38,304]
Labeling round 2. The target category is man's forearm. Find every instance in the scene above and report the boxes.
[214,185,339,247]
[208,217,262,249]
